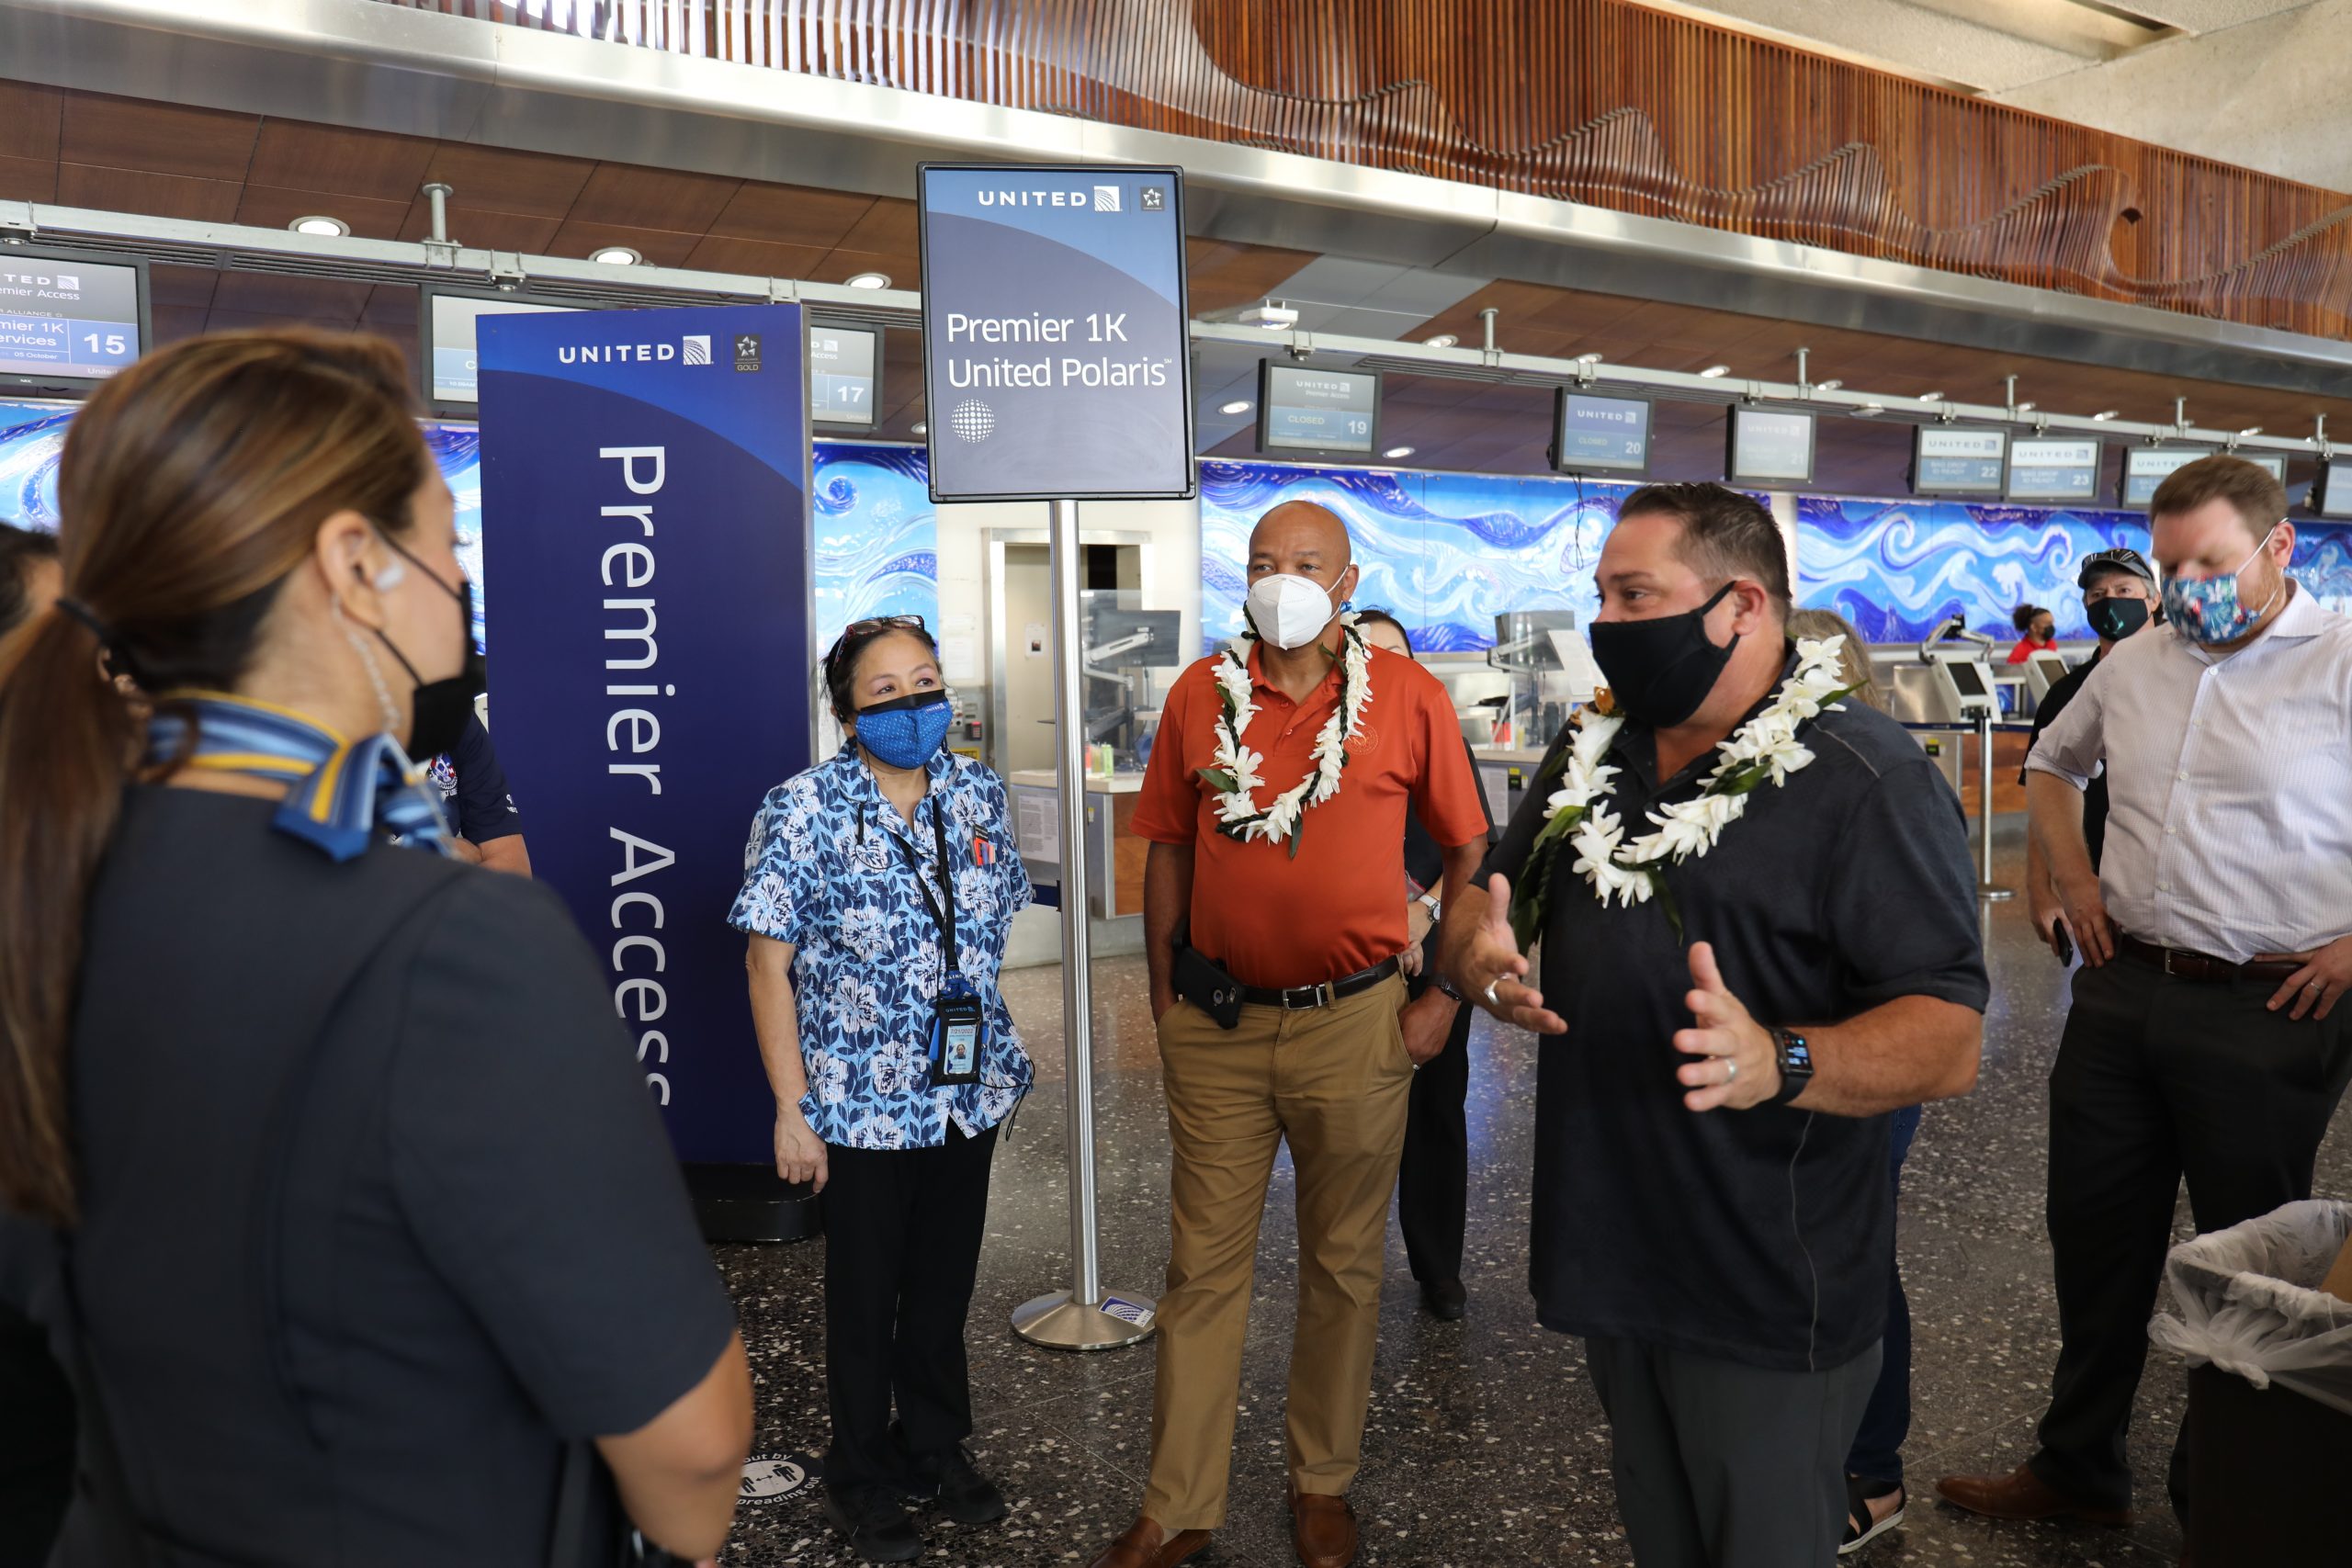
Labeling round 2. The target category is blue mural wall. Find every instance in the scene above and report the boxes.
[0,400,942,656]
[1200,458,1634,654]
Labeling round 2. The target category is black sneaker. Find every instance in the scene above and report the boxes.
[822,1482,922,1562]
[917,1443,1008,1526]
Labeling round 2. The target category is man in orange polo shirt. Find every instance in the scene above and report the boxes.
[1087,502,1488,1568]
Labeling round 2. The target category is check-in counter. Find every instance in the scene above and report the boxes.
[1004,770,1149,919]
[1472,745,1552,834]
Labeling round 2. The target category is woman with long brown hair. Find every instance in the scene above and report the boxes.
[0,331,751,1565]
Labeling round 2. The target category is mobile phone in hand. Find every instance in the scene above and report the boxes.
[2052,922,2075,967]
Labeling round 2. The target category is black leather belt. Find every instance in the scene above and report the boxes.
[2117,934,2301,986]
[1238,956,1403,1011]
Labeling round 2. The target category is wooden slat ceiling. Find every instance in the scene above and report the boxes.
[3,77,2345,498]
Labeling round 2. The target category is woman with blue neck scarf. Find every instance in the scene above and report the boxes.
[733,615,1032,1563]
[0,331,752,1565]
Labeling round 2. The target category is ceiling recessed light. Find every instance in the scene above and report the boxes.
[1382,445,1417,460]
[1918,390,1944,403]
[1218,400,1253,415]
[1815,378,1842,391]
[1576,352,1606,365]
[910,422,928,436]
[1698,364,1730,378]
[2092,410,2119,421]
[845,271,892,289]
[1422,333,1458,348]
[289,215,349,237]
[590,245,644,266]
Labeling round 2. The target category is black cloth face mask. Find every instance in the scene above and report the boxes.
[2086,595,2150,643]
[1587,581,1740,728]
[372,531,486,760]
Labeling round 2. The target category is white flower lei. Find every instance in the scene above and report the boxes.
[1199,615,1372,852]
[1523,635,1858,929]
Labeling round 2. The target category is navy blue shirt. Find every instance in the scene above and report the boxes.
[427,715,522,843]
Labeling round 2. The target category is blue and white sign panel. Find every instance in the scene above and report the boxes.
[477,303,810,1165]
[2007,437,2104,503]
[0,254,143,384]
[918,164,1194,501]
[1555,391,1651,475]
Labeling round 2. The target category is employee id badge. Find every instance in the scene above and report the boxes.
[929,976,988,1086]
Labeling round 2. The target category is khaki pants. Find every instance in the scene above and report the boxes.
[1143,976,1414,1530]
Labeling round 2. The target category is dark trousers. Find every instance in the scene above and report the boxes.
[2030,958,2352,1517]
[821,1123,999,1493]
[1396,998,1474,1285]
[1845,1103,1921,1488]
[0,1306,74,1568]
[1587,1335,1882,1568]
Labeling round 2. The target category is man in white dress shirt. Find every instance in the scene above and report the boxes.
[1939,455,2352,1535]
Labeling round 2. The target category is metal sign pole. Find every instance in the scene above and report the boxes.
[1976,707,2013,901]
[1011,497,1155,1350]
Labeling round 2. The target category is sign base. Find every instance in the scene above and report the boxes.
[1011,1289,1158,1351]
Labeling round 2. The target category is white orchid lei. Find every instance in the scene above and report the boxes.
[1195,615,1372,858]
[1509,635,1861,945]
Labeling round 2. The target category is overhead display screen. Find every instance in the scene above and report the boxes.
[1258,360,1381,458]
[0,246,148,391]
[1911,426,2007,497]
[808,321,880,427]
[423,288,580,412]
[2315,458,2352,519]
[917,163,1195,501]
[2240,452,2287,485]
[2120,446,2212,509]
[1551,389,1651,476]
[1725,408,1815,485]
[2007,437,2104,503]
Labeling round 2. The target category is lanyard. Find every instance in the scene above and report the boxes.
[890,797,959,977]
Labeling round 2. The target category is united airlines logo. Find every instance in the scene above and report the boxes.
[683,334,711,366]
[1093,185,1121,212]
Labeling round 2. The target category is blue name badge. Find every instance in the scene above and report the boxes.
[929,975,987,1087]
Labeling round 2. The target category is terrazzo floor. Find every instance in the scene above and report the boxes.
[710,819,2352,1566]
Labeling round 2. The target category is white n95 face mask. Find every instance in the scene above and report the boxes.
[1246,573,1340,649]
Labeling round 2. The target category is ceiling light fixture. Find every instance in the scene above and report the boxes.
[1698,364,1730,378]
[2016,401,2036,413]
[1238,300,1300,330]
[1576,352,1606,365]
[289,215,350,237]
[1383,445,1417,460]
[1218,400,1253,415]
[2240,425,2264,437]
[845,271,892,289]
[590,245,644,265]
[910,423,928,436]
[1815,378,1843,392]
[1422,333,1458,348]
[1918,390,1944,403]
[1854,403,1885,417]
[2092,410,2118,421]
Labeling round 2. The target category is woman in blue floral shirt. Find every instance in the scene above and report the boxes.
[731,615,1031,1563]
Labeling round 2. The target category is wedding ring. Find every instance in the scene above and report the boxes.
[1482,977,1501,1008]
[1724,1059,1738,1083]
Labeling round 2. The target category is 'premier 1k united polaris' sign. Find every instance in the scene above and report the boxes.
[918,164,1196,502]
[477,303,809,1166]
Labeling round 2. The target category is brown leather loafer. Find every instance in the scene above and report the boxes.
[1934,1463,2132,1528]
[1290,1491,1359,1568]
[1085,1516,1211,1568]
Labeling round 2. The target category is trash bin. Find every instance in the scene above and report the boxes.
[2150,1200,2352,1565]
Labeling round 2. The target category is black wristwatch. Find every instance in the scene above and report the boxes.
[1431,973,1465,1003]
[1769,1027,1814,1107]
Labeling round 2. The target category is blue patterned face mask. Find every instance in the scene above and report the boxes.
[2162,523,2282,646]
[855,687,953,769]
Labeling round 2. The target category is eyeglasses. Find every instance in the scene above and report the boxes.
[842,614,928,637]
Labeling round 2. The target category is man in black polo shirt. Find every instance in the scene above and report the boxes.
[1444,482,1988,1567]
[2019,547,2156,956]
[428,708,532,875]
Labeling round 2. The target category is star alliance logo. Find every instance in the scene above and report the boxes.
[1140,187,1165,211]
[734,333,762,373]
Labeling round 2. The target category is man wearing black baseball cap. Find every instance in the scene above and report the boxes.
[2017,547,2158,958]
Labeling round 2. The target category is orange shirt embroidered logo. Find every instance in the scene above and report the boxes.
[1342,722,1380,757]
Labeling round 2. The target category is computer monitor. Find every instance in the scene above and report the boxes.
[1946,660,1990,699]
[1550,389,1652,478]
[2314,458,2352,520]
[1911,425,2007,498]
[2026,650,2070,702]
[2006,437,2104,503]
[420,286,582,416]
[2120,446,2211,509]
[1256,360,1381,459]
[0,243,151,396]
[808,321,880,428]
[1725,408,1815,486]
